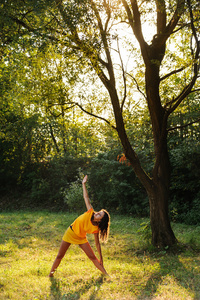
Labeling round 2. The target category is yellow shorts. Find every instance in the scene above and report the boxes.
[62,227,88,244]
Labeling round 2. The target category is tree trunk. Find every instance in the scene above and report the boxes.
[137,142,177,248]
[147,182,177,248]
[49,124,60,154]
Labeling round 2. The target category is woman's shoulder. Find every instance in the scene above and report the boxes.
[86,207,94,214]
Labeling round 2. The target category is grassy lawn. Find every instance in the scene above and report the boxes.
[0,211,199,300]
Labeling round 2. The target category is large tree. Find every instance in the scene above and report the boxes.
[1,0,199,247]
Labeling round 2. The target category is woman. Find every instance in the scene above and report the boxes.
[49,175,110,277]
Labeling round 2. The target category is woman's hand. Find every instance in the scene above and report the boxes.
[82,175,88,184]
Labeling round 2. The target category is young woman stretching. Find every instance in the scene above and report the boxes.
[49,175,110,277]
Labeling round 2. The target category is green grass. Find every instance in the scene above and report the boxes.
[0,211,199,300]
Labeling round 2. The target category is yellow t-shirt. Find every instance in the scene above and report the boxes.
[71,208,99,238]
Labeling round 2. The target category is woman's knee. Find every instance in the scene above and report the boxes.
[79,243,97,261]
[56,241,70,260]
[84,249,97,262]
[58,241,70,257]
[87,253,97,262]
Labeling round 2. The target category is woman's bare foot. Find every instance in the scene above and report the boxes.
[48,271,55,277]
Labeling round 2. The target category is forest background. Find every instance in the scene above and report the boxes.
[0,0,200,229]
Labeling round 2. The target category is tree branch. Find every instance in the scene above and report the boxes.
[126,73,146,100]
[9,14,61,43]
[167,0,200,114]
[75,102,116,130]
[155,0,166,34]
[168,76,198,114]
[164,0,185,41]
[103,0,111,32]
[168,117,200,132]
[47,104,76,118]
[90,0,116,85]
[191,88,200,93]
[55,0,111,89]
[116,38,127,112]
[160,66,186,82]
[187,0,200,60]
[121,0,134,29]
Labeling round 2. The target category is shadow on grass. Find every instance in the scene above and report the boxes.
[50,275,104,300]
[50,277,62,300]
[136,250,200,300]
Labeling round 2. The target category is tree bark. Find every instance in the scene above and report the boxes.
[49,124,60,154]
[148,137,177,247]
[148,183,177,248]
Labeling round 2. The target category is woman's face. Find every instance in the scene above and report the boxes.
[93,210,105,222]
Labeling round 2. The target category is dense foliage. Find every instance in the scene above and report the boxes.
[1,123,200,225]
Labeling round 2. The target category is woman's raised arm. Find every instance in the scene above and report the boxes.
[82,175,92,211]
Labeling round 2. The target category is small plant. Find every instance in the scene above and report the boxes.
[170,207,178,222]
[137,220,152,245]
[63,180,86,213]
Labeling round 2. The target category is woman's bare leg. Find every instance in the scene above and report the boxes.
[49,240,71,277]
[79,242,108,275]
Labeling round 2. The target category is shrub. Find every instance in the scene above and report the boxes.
[63,180,86,213]
[169,141,200,225]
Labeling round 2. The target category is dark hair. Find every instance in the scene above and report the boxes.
[98,209,110,242]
